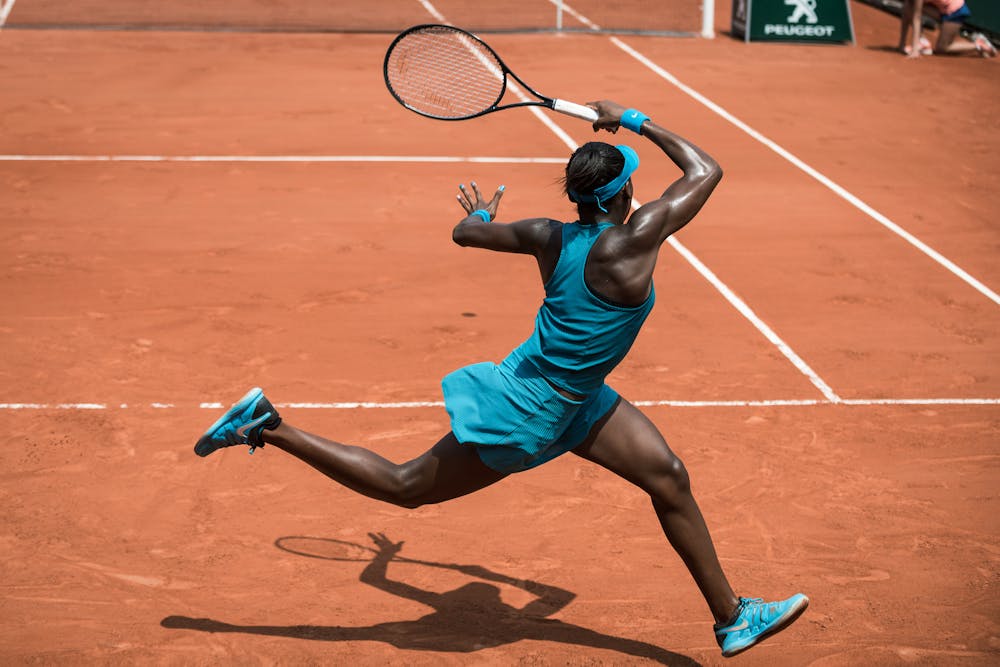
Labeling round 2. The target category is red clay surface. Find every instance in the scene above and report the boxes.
[6,0,700,34]
[1,1,998,665]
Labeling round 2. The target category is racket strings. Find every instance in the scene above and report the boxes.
[386,27,506,119]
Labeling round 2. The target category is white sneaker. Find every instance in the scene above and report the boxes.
[972,32,997,58]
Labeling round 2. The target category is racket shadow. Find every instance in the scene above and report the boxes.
[161,534,701,666]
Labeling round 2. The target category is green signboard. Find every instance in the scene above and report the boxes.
[732,0,855,43]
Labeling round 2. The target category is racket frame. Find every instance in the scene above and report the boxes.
[383,24,597,122]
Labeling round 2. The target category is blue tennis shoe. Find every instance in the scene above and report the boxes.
[194,387,281,457]
[714,594,809,657]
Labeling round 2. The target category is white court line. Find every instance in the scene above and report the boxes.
[667,238,841,402]
[548,0,600,31]
[0,155,566,164]
[609,37,1000,308]
[415,0,447,22]
[551,0,712,37]
[0,0,17,28]
[1,403,108,409]
[1,398,998,409]
[838,398,1000,406]
[429,3,582,152]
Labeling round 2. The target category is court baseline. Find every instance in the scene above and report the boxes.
[0,155,566,163]
[2,397,997,409]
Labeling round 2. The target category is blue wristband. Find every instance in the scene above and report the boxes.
[470,209,491,223]
[620,108,650,134]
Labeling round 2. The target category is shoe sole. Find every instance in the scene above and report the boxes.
[194,387,263,457]
[722,595,810,658]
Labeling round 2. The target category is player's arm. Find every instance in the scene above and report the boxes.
[452,181,558,256]
[590,101,722,249]
[449,563,576,617]
[628,121,722,246]
[360,533,440,608]
[581,102,720,304]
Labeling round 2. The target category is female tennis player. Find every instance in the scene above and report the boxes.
[195,100,808,658]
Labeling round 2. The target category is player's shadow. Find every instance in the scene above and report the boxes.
[162,533,700,666]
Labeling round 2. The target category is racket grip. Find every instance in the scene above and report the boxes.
[552,99,599,122]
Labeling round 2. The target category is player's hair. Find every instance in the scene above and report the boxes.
[563,142,626,199]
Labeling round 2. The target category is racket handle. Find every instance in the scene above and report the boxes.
[552,99,599,122]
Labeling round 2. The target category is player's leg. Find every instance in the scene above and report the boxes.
[900,3,933,54]
[935,21,964,51]
[572,398,738,623]
[194,387,505,508]
[572,398,808,657]
[899,0,913,49]
[264,424,506,508]
[933,22,993,56]
[930,4,993,55]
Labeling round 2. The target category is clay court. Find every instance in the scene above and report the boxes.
[1,0,998,664]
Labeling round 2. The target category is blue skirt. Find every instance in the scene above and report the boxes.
[441,353,620,474]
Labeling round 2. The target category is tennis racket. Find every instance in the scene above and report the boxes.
[276,536,452,567]
[384,24,598,123]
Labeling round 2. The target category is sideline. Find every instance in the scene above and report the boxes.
[609,37,1000,307]
[0,154,566,164]
[0,0,18,28]
[1,398,997,410]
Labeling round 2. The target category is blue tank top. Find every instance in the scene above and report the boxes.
[506,221,655,395]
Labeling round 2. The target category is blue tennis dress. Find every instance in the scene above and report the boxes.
[442,221,655,473]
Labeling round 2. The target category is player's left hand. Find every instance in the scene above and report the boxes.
[457,181,504,220]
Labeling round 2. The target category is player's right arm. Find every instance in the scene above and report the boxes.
[587,100,722,301]
[593,101,722,248]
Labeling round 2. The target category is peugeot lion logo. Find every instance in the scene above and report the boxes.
[785,0,818,24]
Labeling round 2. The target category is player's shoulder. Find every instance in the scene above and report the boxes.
[592,219,635,250]
[589,215,661,264]
[615,202,675,249]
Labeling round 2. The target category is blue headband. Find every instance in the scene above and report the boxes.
[568,144,639,213]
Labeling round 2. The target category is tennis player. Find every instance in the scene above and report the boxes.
[195,100,808,658]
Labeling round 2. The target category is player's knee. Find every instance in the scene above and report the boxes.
[389,463,431,509]
[647,454,691,507]
[662,455,691,494]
